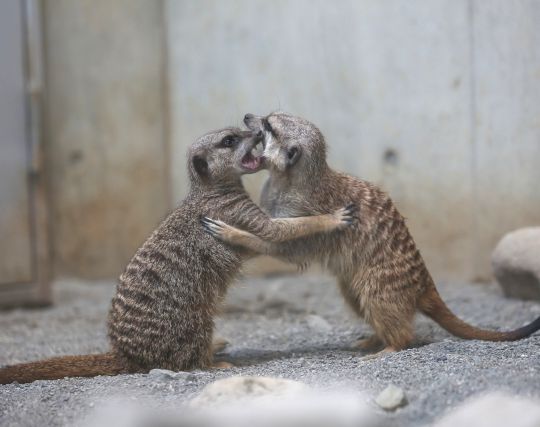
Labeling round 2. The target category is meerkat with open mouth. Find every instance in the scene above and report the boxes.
[0,127,354,384]
[204,112,540,358]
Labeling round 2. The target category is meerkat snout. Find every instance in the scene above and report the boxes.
[243,113,263,131]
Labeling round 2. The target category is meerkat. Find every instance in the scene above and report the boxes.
[204,112,540,357]
[0,127,354,384]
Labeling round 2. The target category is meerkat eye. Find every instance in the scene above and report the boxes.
[221,135,237,147]
[287,147,298,160]
[286,146,301,166]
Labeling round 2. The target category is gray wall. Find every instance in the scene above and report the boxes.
[39,0,540,281]
[0,0,32,283]
[166,0,540,281]
[43,0,169,278]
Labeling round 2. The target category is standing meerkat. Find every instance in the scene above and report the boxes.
[0,127,354,384]
[205,112,540,357]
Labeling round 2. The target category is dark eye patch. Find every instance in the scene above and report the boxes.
[263,118,275,136]
[220,135,238,147]
[287,146,298,160]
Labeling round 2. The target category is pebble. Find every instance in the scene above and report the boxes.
[375,384,408,411]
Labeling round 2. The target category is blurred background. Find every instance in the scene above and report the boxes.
[1,0,539,307]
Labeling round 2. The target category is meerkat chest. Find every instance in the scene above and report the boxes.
[269,201,304,218]
[262,189,310,219]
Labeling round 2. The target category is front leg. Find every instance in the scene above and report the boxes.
[201,204,355,254]
[265,204,356,242]
[202,218,275,254]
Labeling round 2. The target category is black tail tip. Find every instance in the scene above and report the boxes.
[511,315,540,340]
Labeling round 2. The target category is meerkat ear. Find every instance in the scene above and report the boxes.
[286,145,301,167]
[192,154,209,178]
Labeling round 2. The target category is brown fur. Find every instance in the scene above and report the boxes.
[0,127,352,384]
[0,353,133,384]
[207,112,540,356]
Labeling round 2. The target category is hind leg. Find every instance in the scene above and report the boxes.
[212,361,234,369]
[211,337,234,368]
[362,302,415,359]
[352,334,384,352]
[211,337,229,354]
[335,276,377,350]
[336,273,414,356]
[356,266,417,359]
[361,326,414,360]
[361,346,399,360]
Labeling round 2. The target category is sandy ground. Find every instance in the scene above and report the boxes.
[0,275,539,426]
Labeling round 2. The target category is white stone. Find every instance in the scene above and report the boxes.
[190,376,308,408]
[434,393,540,427]
[191,384,378,427]
[375,385,407,411]
[87,388,379,427]
[492,227,540,301]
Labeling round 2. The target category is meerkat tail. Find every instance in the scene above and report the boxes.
[0,352,133,384]
[419,283,540,341]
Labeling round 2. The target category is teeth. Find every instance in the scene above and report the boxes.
[252,141,264,157]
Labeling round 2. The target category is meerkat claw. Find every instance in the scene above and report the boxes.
[345,203,360,221]
[201,218,221,237]
[201,217,217,226]
[336,203,357,226]
[345,203,357,217]
[205,218,227,228]
[201,218,230,240]
[201,218,213,226]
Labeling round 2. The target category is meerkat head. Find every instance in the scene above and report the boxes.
[243,112,328,181]
[188,127,265,187]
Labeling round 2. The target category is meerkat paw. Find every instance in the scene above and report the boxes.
[360,346,397,361]
[352,335,384,352]
[333,203,357,228]
[201,217,233,240]
[212,361,234,369]
[211,337,229,354]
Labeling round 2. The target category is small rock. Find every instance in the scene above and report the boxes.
[305,314,332,333]
[375,385,407,411]
[190,376,308,408]
[433,393,540,427]
[148,369,196,381]
[492,227,540,301]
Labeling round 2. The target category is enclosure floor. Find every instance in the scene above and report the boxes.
[1,275,539,426]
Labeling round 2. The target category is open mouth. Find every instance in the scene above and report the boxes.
[241,141,265,171]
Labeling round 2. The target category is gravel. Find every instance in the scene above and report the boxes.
[0,275,539,426]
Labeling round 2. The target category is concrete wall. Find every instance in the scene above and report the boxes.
[43,0,169,278]
[38,0,539,281]
[0,0,33,283]
[166,0,540,281]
